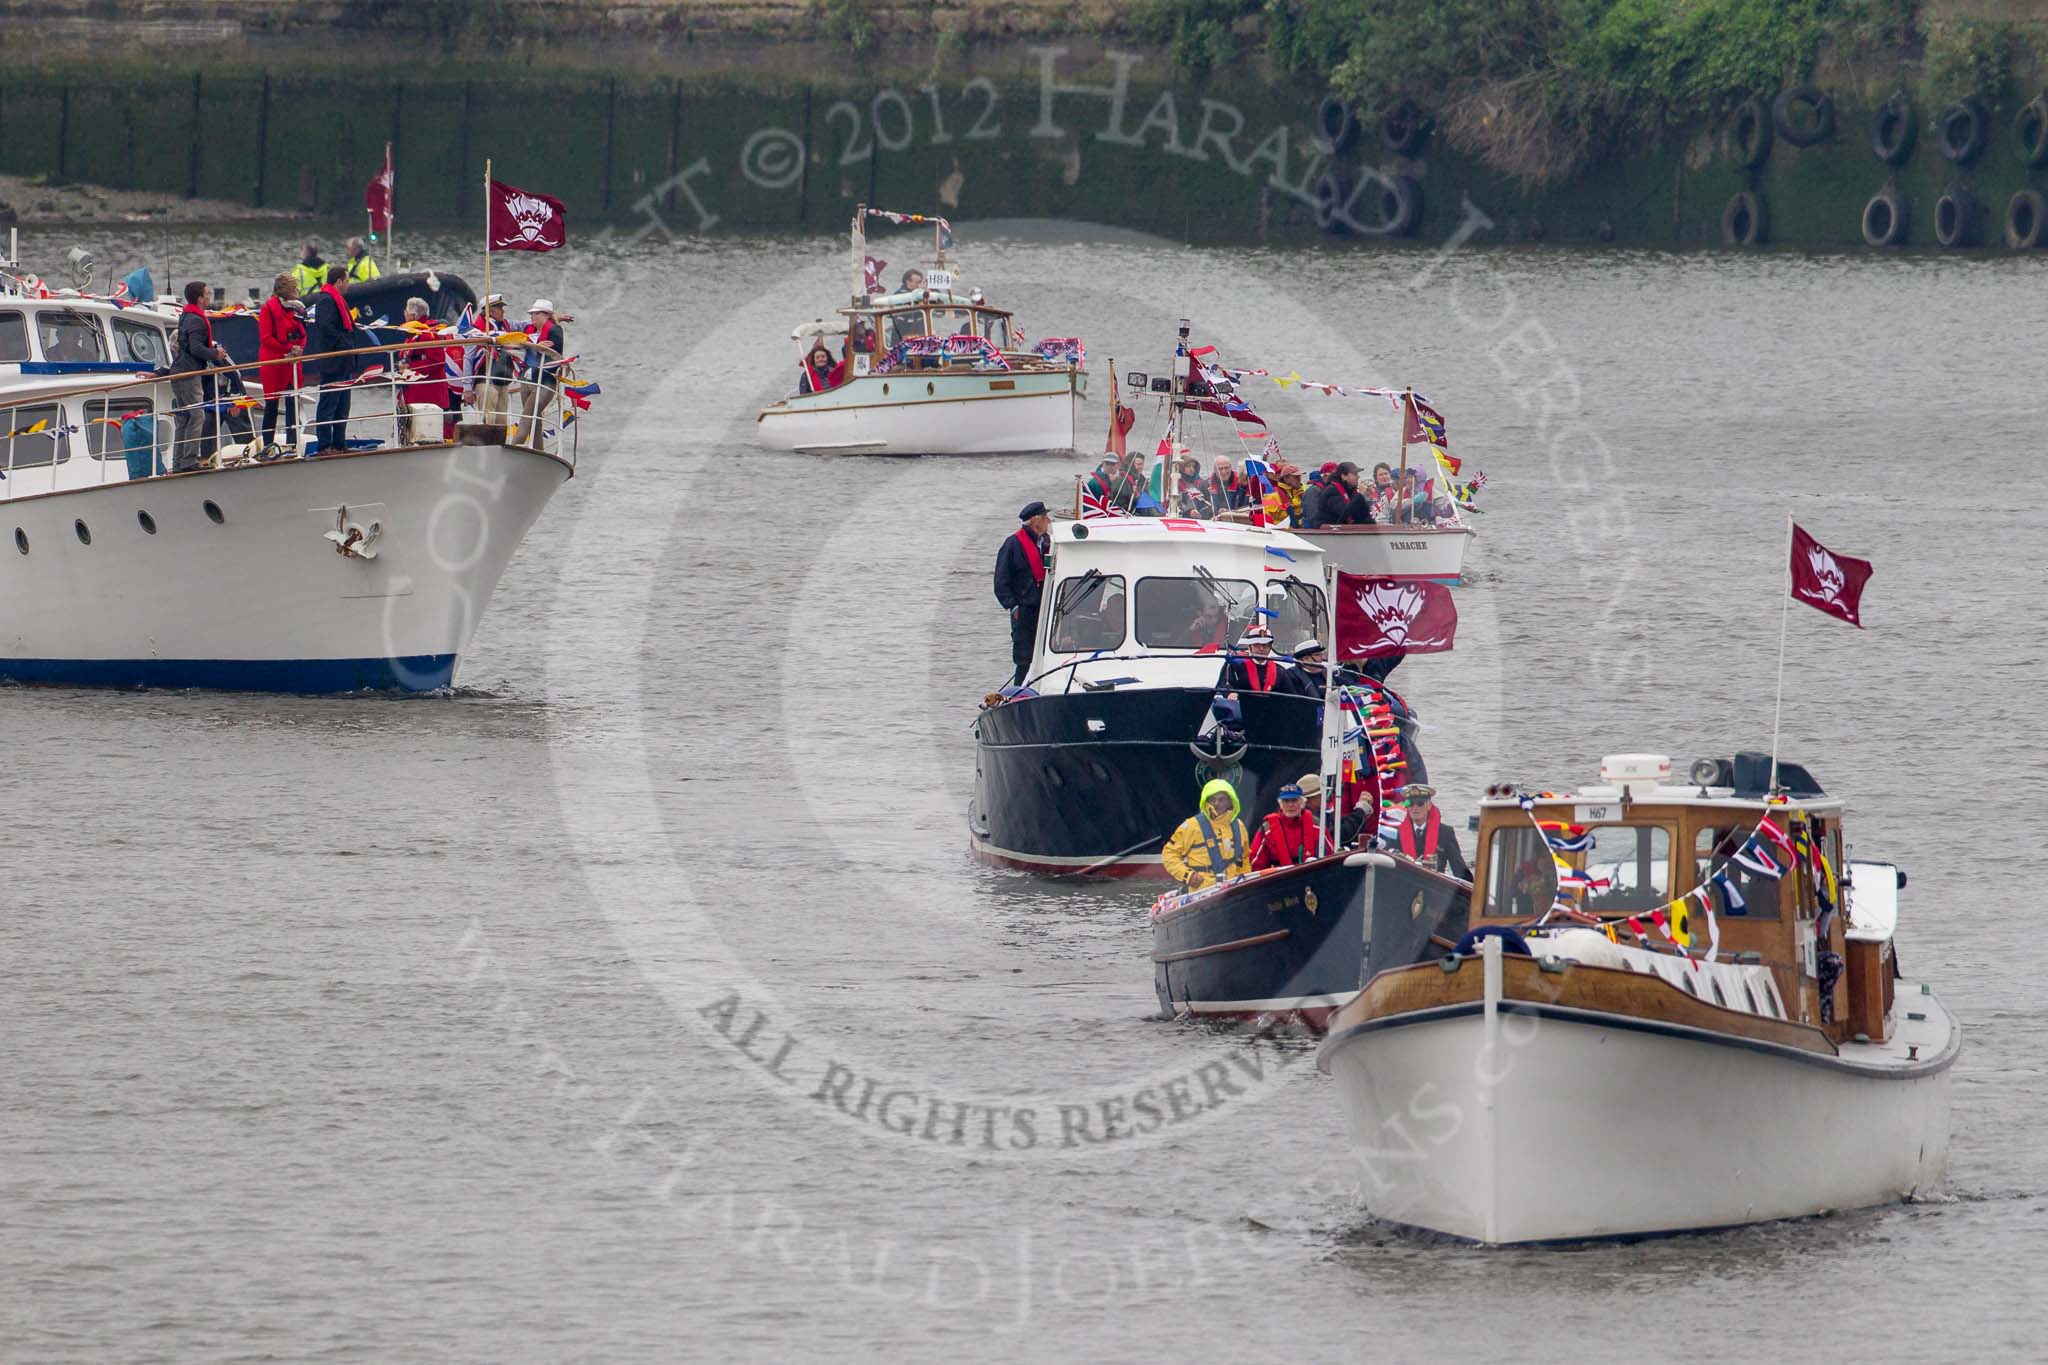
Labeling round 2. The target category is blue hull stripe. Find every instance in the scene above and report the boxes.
[0,654,457,694]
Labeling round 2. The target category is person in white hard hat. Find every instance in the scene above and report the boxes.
[517,298,567,443]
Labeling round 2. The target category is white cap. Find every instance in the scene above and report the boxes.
[1237,625,1273,647]
[529,298,554,314]
[485,293,505,306]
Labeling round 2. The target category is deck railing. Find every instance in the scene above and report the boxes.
[0,334,581,495]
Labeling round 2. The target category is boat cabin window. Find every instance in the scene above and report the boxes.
[1266,580,1326,649]
[1133,576,1257,649]
[83,399,161,462]
[977,313,1011,349]
[3,404,67,469]
[1046,573,1127,654]
[112,319,170,367]
[847,316,878,354]
[0,312,28,363]
[36,310,109,363]
[1580,823,1672,913]
[930,307,973,338]
[1484,824,1556,918]
[885,309,927,347]
[1694,823,1784,919]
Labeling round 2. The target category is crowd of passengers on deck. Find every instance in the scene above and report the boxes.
[795,267,1017,395]
[1083,447,1455,529]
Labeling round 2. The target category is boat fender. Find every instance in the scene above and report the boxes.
[1861,187,1909,247]
[1731,97,1772,169]
[1772,85,1835,148]
[1313,95,1360,155]
[2018,98,2048,168]
[1935,185,1981,249]
[1377,174,1423,238]
[1381,101,1430,156]
[1721,191,1766,247]
[1937,98,1987,164]
[1870,92,1917,165]
[1313,171,1354,235]
[1453,926,1531,957]
[2005,190,2045,248]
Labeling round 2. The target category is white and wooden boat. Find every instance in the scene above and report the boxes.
[756,206,1083,456]
[0,265,575,692]
[1317,750,1956,1244]
[1292,522,1472,585]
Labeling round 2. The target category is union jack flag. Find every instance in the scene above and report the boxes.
[1080,487,1115,518]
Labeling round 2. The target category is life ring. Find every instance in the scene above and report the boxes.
[1861,187,1908,246]
[1314,170,1353,234]
[1732,97,1772,168]
[1314,95,1360,155]
[1772,85,1835,148]
[1382,101,1430,156]
[2015,97,2048,168]
[1938,98,1987,164]
[1871,92,1916,165]
[1935,185,1981,248]
[1721,190,1766,246]
[1376,173,1423,237]
[2007,190,2046,249]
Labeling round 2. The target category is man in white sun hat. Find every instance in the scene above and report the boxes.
[517,298,567,442]
[1220,623,1285,696]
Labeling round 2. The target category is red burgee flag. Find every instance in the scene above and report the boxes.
[488,179,568,252]
[364,142,394,234]
[1789,522,1873,628]
[862,255,887,294]
[1402,392,1447,448]
[1334,572,1458,659]
[1106,395,1135,459]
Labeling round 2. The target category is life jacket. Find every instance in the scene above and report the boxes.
[803,354,837,392]
[345,253,379,283]
[1399,807,1441,863]
[1196,813,1246,876]
[291,259,326,296]
[1259,811,1321,866]
[1234,657,1279,692]
[1013,527,1046,583]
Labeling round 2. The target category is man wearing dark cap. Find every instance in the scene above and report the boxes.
[1382,783,1470,880]
[1309,460,1371,528]
[994,502,1053,685]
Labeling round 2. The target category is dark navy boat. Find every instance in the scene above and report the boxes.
[211,271,479,368]
[1152,850,1471,1029]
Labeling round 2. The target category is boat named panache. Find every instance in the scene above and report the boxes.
[1317,751,1955,1244]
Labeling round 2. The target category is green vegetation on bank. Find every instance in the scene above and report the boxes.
[1136,0,2035,181]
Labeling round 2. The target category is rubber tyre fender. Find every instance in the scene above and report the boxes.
[1721,190,1766,246]
[2015,98,2048,168]
[1382,101,1430,156]
[1772,85,1835,148]
[1377,173,1423,238]
[1935,185,1981,249]
[1871,92,1917,165]
[1938,99,1987,164]
[2006,190,2046,249]
[1861,187,1908,246]
[1732,97,1772,168]
[1314,95,1360,156]
[1313,170,1354,235]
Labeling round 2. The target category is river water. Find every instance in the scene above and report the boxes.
[4,223,2042,1361]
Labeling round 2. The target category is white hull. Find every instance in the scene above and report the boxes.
[0,442,568,692]
[1294,525,1472,585]
[756,373,1080,455]
[1318,949,1956,1243]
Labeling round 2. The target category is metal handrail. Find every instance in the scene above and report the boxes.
[0,334,580,489]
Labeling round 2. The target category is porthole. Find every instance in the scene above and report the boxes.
[927,381,936,395]
[202,500,224,524]
[137,511,157,535]
[1680,974,1698,997]
[13,528,25,555]
[74,519,90,545]
[882,383,890,396]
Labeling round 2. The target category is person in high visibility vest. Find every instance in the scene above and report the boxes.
[1161,779,1251,892]
[289,239,327,298]
[1383,784,1470,880]
[344,236,381,284]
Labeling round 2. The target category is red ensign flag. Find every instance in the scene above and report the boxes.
[364,142,394,234]
[488,179,568,252]
[1334,572,1458,659]
[1789,523,1873,628]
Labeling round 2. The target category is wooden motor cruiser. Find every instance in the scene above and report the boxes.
[1316,751,1956,1244]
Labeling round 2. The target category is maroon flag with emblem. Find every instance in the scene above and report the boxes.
[364,142,394,235]
[1789,523,1873,628]
[488,179,568,252]
[1334,572,1458,659]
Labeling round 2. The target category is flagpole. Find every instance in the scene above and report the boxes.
[1396,388,1410,525]
[1323,563,1340,853]
[1768,511,1794,793]
[482,157,492,311]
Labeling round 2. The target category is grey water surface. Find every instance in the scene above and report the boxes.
[3,224,2042,1361]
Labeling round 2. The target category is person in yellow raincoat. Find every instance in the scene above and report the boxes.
[1161,778,1251,892]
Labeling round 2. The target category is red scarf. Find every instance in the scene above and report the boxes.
[182,301,214,345]
[321,284,354,332]
[1399,807,1441,861]
[1013,527,1045,582]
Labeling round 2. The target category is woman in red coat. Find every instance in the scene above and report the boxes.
[397,297,461,441]
[256,273,307,450]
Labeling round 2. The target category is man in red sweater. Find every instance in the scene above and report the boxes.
[1249,782,1330,870]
